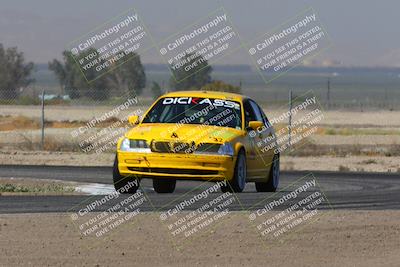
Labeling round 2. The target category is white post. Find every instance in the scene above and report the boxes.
[288,90,292,148]
[41,90,45,150]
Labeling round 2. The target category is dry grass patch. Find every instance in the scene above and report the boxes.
[0,115,125,131]
[0,178,76,195]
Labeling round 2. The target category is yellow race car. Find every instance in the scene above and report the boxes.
[113,91,279,193]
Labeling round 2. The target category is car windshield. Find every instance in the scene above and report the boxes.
[142,97,242,129]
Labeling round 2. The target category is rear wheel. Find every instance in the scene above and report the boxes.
[221,150,246,193]
[113,156,140,194]
[153,179,176,193]
[255,153,279,192]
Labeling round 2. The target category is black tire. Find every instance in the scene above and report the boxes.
[113,156,139,194]
[221,149,246,193]
[153,179,176,193]
[255,153,279,192]
[220,185,230,193]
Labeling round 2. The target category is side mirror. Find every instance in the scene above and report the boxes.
[248,121,263,130]
[128,115,140,125]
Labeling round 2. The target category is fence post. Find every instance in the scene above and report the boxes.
[41,90,45,150]
[288,90,292,148]
[327,77,330,108]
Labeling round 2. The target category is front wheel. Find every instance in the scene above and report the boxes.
[255,153,279,192]
[153,179,176,193]
[113,156,140,194]
[221,150,246,193]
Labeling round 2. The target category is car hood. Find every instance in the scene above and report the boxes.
[124,123,243,144]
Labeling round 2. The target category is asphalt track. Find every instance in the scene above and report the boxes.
[0,165,399,213]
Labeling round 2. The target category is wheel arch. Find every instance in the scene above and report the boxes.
[234,142,246,156]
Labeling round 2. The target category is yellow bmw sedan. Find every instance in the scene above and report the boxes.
[113,91,279,193]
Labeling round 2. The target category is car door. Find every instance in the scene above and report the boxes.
[253,101,276,172]
[243,99,265,179]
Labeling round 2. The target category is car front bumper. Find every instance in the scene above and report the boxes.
[117,151,236,181]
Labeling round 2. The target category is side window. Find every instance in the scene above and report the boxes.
[249,100,264,122]
[243,100,257,126]
[258,104,271,127]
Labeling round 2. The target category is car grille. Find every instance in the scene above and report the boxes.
[127,167,218,175]
[150,141,222,154]
[150,141,195,153]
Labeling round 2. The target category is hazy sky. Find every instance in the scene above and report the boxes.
[1,0,399,66]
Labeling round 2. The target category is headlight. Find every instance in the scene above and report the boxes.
[217,143,234,156]
[193,142,234,156]
[119,138,151,153]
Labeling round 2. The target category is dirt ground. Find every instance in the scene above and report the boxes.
[0,211,399,266]
[281,155,400,172]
